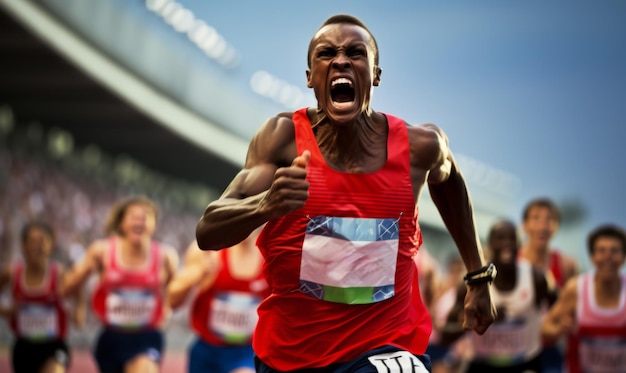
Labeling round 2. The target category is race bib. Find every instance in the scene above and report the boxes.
[579,336,626,373]
[209,291,260,344]
[106,288,156,328]
[472,319,529,363]
[300,216,399,304]
[17,303,58,340]
[367,351,428,373]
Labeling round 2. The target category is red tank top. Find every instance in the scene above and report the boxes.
[190,249,269,346]
[254,108,431,370]
[10,262,67,340]
[517,250,565,289]
[566,272,626,373]
[92,237,164,329]
[549,250,565,288]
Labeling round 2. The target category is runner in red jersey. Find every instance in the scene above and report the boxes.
[63,195,178,373]
[167,226,268,373]
[253,109,432,370]
[0,222,85,373]
[519,198,578,296]
[196,14,495,372]
[542,224,626,373]
[90,237,165,328]
[518,197,579,372]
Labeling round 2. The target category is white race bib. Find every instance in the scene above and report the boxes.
[579,336,626,373]
[473,320,529,361]
[300,216,399,304]
[17,303,58,340]
[106,289,156,328]
[209,291,259,344]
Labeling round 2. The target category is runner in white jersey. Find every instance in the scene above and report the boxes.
[542,224,626,373]
[441,219,549,373]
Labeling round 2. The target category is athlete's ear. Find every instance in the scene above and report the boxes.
[306,69,313,88]
[373,66,382,87]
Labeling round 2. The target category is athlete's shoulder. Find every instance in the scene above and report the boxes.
[155,241,179,262]
[553,248,579,278]
[265,111,296,128]
[405,122,449,174]
[248,111,298,167]
[561,274,580,298]
[82,238,107,257]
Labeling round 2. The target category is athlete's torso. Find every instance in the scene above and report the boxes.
[92,237,164,329]
[567,272,626,373]
[10,262,67,340]
[190,249,269,346]
[254,108,431,370]
[471,260,541,366]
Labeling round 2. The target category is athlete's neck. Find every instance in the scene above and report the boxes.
[493,262,516,291]
[24,261,48,287]
[313,111,387,173]
[520,244,550,268]
[25,261,47,277]
[594,274,622,308]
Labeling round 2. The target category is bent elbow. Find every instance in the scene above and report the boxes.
[195,224,220,251]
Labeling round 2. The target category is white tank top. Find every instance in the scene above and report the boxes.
[471,259,541,366]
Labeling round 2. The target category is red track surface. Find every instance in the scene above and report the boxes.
[0,348,188,373]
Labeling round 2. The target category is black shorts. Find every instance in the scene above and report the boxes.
[255,345,432,372]
[467,354,542,373]
[94,328,164,373]
[12,338,70,373]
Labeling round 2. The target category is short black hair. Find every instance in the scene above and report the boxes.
[587,224,626,256]
[307,14,379,68]
[522,197,561,223]
[21,221,54,243]
[487,218,517,244]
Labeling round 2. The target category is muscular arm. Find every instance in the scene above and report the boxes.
[428,157,484,272]
[562,254,579,283]
[57,265,87,327]
[541,276,577,343]
[196,114,308,250]
[61,241,104,297]
[0,265,12,318]
[411,124,494,334]
[72,284,87,328]
[0,265,10,293]
[162,245,180,286]
[167,242,217,309]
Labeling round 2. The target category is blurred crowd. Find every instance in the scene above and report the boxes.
[0,143,201,350]
[0,146,200,268]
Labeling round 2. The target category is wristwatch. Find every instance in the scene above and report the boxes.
[463,263,497,286]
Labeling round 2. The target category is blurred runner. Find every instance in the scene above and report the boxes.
[168,226,268,373]
[442,219,550,373]
[63,195,179,373]
[0,221,86,373]
[542,224,626,373]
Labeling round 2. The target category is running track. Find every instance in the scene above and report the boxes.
[0,348,188,372]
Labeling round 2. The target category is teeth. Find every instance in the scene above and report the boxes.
[332,78,352,86]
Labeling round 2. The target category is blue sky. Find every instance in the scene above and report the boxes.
[173,1,625,261]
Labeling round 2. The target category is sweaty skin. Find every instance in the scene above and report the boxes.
[196,21,494,336]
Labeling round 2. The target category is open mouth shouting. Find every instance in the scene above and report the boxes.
[330,77,355,109]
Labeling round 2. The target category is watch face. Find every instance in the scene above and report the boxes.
[488,263,497,279]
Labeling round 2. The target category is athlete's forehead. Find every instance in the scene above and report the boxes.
[307,19,379,67]
[312,23,373,46]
